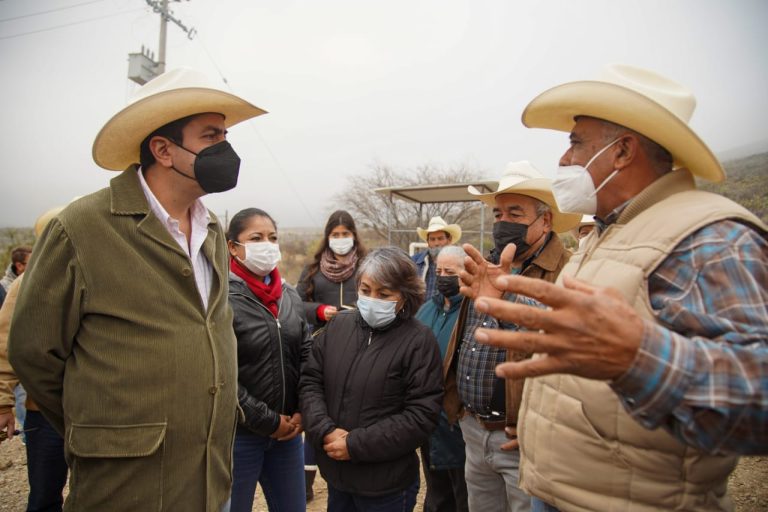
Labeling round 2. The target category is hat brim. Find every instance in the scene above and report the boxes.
[417,225,462,244]
[93,87,267,171]
[469,179,581,233]
[522,81,724,182]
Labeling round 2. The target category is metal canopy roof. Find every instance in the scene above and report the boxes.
[374,180,497,204]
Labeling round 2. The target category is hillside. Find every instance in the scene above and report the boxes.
[700,151,768,223]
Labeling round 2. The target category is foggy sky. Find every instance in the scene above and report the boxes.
[1,0,766,228]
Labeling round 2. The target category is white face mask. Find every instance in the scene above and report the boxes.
[552,138,622,215]
[328,237,354,256]
[578,237,589,251]
[357,295,398,329]
[236,241,281,276]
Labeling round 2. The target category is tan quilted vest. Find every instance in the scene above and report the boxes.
[517,170,766,512]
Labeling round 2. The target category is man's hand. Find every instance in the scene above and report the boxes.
[459,243,517,300]
[323,429,350,461]
[0,412,15,443]
[473,274,644,380]
[271,414,300,441]
[500,426,519,451]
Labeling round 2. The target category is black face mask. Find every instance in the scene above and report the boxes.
[170,140,241,193]
[492,219,536,257]
[436,275,460,298]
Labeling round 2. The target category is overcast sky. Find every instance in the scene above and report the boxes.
[1,0,766,229]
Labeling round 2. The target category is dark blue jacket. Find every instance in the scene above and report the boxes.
[415,293,465,470]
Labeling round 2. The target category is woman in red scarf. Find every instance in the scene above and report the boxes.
[227,208,311,512]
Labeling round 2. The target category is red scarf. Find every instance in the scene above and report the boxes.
[230,258,282,318]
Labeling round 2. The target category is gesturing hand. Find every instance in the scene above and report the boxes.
[459,243,517,301]
[473,274,644,381]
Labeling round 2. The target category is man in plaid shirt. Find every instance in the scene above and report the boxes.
[469,65,767,511]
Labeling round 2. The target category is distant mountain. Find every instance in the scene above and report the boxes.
[699,151,768,223]
[717,139,768,162]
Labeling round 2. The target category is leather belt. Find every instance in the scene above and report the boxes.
[468,412,507,431]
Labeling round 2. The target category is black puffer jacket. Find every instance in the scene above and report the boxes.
[296,265,358,327]
[300,310,443,496]
[229,272,311,437]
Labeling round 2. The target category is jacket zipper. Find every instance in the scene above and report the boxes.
[234,291,287,414]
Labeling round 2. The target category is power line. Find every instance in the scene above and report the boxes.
[0,0,112,23]
[0,8,144,40]
[195,35,321,228]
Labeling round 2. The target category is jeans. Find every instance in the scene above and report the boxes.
[230,429,305,512]
[420,444,468,512]
[530,497,560,512]
[459,416,530,512]
[24,411,68,512]
[14,384,26,435]
[303,435,317,469]
[327,479,419,512]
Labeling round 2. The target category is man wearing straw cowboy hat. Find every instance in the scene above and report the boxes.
[9,68,266,511]
[442,161,579,512]
[413,216,462,299]
[468,64,768,511]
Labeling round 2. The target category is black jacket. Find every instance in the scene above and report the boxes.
[296,265,358,328]
[300,310,444,496]
[229,272,312,437]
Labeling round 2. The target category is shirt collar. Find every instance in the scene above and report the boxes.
[137,168,210,229]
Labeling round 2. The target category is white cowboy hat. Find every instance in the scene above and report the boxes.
[468,161,581,233]
[92,67,267,171]
[416,216,462,243]
[578,214,596,229]
[522,64,725,182]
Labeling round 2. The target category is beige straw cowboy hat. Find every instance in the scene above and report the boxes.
[92,67,267,171]
[521,64,725,182]
[417,217,462,243]
[468,161,581,233]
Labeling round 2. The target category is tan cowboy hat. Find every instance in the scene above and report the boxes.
[522,64,725,182]
[416,216,462,243]
[93,67,267,171]
[468,161,581,233]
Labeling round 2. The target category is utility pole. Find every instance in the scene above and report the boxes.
[127,0,197,85]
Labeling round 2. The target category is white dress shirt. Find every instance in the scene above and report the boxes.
[137,169,214,311]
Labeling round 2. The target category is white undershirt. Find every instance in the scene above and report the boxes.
[137,168,213,311]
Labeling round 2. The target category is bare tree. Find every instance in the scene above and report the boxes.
[333,161,492,250]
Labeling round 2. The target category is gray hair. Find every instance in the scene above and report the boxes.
[356,246,425,319]
[533,198,551,217]
[436,245,466,269]
[598,119,673,176]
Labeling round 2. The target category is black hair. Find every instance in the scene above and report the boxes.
[138,114,199,170]
[227,208,278,241]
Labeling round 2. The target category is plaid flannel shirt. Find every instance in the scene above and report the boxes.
[611,220,768,454]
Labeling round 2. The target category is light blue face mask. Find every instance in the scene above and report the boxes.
[357,295,398,329]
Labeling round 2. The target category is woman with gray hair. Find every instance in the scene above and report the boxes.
[300,246,444,511]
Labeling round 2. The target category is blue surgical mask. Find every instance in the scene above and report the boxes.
[357,295,398,329]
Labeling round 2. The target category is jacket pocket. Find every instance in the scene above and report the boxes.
[67,423,167,511]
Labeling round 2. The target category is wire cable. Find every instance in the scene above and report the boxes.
[0,8,144,40]
[0,0,113,23]
[194,33,320,227]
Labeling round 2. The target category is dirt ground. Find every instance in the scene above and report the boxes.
[0,438,765,511]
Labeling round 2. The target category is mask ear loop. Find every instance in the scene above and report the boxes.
[585,137,624,199]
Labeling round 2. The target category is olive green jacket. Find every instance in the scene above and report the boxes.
[8,168,238,511]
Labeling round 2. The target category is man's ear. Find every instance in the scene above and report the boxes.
[541,210,553,233]
[613,134,639,170]
[149,136,174,167]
